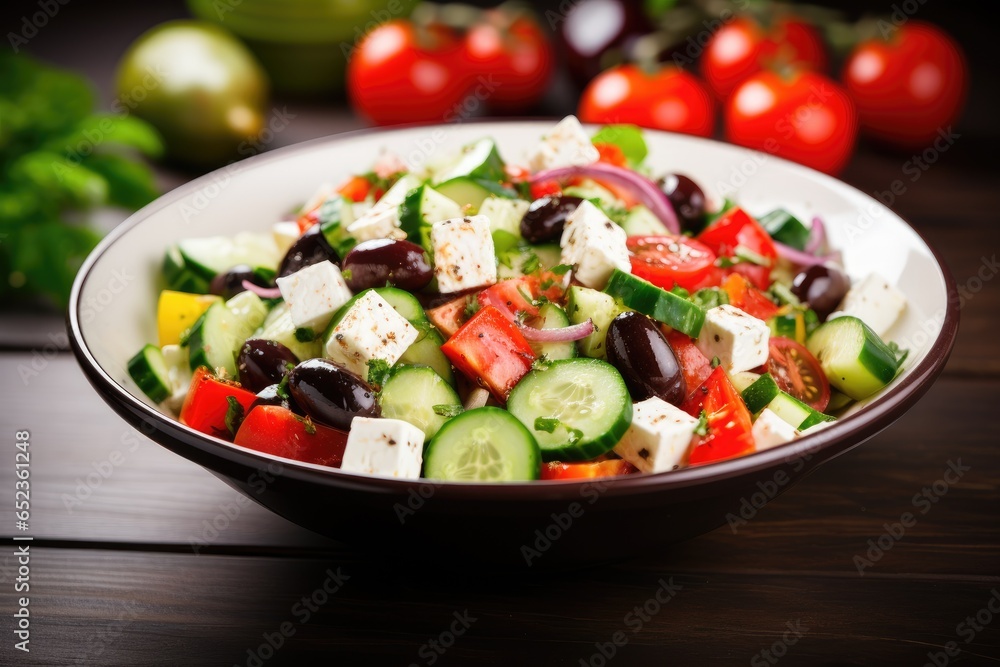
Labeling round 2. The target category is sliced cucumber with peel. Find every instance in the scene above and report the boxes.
[398,327,454,386]
[127,344,172,403]
[497,244,562,280]
[186,292,268,376]
[806,316,900,400]
[177,232,281,280]
[399,185,463,252]
[379,365,461,440]
[423,407,540,482]
[619,204,670,236]
[507,358,632,462]
[741,373,835,430]
[434,177,515,211]
[566,286,626,358]
[604,269,705,337]
[257,304,323,362]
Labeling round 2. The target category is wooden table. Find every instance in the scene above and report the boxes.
[3,3,1000,664]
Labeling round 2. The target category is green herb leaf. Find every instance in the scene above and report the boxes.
[520,252,540,275]
[591,125,648,166]
[432,404,465,418]
[694,410,709,437]
[294,327,316,343]
[690,287,729,310]
[340,269,353,282]
[550,264,572,276]
[710,356,721,369]
[366,358,392,389]
[533,416,584,444]
[224,396,245,437]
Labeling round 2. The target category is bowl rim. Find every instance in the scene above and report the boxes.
[68,119,960,501]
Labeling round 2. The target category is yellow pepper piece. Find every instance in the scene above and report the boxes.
[158,290,221,346]
[794,312,806,345]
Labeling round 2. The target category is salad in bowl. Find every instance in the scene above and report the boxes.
[126,116,909,484]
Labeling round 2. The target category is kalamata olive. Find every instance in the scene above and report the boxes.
[247,383,300,415]
[210,264,271,299]
[278,225,340,277]
[659,173,707,233]
[606,311,686,405]
[519,196,584,244]
[286,358,380,430]
[791,264,851,321]
[341,239,433,292]
[237,339,299,393]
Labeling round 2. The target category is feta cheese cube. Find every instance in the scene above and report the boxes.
[752,408,799,451]
[830,273,907,337]
[324,291,418,377]
[341,417,425,479]
[272,221,300,254]
[346,174,420,242]
[526,115,600,173]
[560,200,631,289]
[431,215,497,294]
[161,344,192,413]
[695,305,770,374]
[275,260,353,332]
[614,397,699,473]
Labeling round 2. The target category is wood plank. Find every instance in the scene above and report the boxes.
[2,353,997,578]
[4,547,998,666]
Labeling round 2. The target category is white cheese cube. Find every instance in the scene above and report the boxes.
[345,174,420,242]
[527,115,600,173]
[431,215,497,294]
[830,273,907,338]
[161,344,192,413]
[614,397,699,473]
[324,291,418,377]
[275,260,353,332]
[479,196,530,237]
[560,200,631,289]
[271,221,301,254]
[695,305,770,374]
[752,408,799,451]
[341,417,425,479]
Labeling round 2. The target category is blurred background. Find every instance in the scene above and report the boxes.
[0,0,991,317]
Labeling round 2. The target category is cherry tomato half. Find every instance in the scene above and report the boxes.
[627,235,720,292]
[767,336,831,412]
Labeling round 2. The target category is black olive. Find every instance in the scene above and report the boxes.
[287,358,380,430]
[519,196,584,244]
[209,265,271,300]
[247,383,300,415]
[237,339,299,393]
[606,312,686,405]
[791,264,851,321]
[342,239,433,292]
[278,225,340,277]
[659,173,707,234]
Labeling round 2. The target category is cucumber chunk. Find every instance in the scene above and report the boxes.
[257,304,323,362]
[434,177,515,211]
[399,185,463,252]
[497,244,562,280]
[432,138,506,184]
[759,209,810,251]
[479,196,530,238]
[177,232,281,280]
[398,327,455,386]
[604,269,705,337]
[619,205,670,236]
[424,407,541,482]
[566,286,626,358]
[741,373,780,413]
[163,245,211,294]
[373,287,427,323]
[186,292,268,376]
[379,365,462,440]
[741,373,835,429]
[507,358,632,462]
[127,344,173,403]
[806,316,900,400]
[527,303,577,361]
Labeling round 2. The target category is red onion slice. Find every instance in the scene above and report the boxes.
[530,163,679,233]
[241,280,282,299]
[774,242,829,267]
[805,217,827,255]
[518,319,595,342]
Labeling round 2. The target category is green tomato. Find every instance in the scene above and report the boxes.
[116,21,269,168]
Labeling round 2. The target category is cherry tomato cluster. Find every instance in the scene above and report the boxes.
[569,0,966,174]
[347,6,554,126]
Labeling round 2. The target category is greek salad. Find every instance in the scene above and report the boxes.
[128,116,909,482]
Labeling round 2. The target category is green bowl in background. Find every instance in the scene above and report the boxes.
[187,0,414,95]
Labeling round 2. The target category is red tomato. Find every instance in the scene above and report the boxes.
[722,274,779,321]
[179,368,258,440]
[627,235,719,292]
[337,175,375,203]
[766,337,831,412]
[426,294,471,339]
[842,21,967,149]
[540,459,637,480]
[724,69,858,175]
[665,329,713,397]
[463,13,554,112]
[684,367,755,465]
[530,180,562,199]
[697,208,776,290]
[478,276,542,320]
[347,21,472,126]
[234,406,348,468]
[441,305,536,401]
[579,64,715,138]
[701,16,827,102]
[593,142,628,167]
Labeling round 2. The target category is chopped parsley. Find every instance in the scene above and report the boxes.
[366,358,392,390]
[533,417,584,444]
[294,327,316,343]
[520,252,540,275]
[433,404,465,418]
[224,396,245,437]
[694,410,709,437]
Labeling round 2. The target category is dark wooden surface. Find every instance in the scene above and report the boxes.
[3,1,1000,665]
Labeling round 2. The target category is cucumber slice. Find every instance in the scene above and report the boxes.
[806,316,900,400]
[127,344,173,403]
[399,185,463,252]
[527,303,577,361]
[619,205,669,236]
[766,392,816,430]
[730,371,761,393]
[826,389,854,413]
[507,358,632,462]
[497,244,562,280]
[479,196,530,238]
[604,269,705,337]
[760,209,810,251]
[424,407,541,482]
[434,177,515,212]
[566,286,626,358]
[741,373,781,414]
[186,293,268,375]
[257,304,323,361]
[379,365,461,440]
[398,327,455,386]
[432,138,506,185]
[742,373,834,429]
[178,232,281,280]
[162,245,211,294]
[373,287,427,323]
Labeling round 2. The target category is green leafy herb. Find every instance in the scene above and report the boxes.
[520,252,540,275]
[533,416,584,444]
[224,396,245,437]
[366,358,392,389]
[531,355,552,372]
[275,374,291,401]
[887,341,910,366]
[669,285,691,299]
[432,404,465,418]
[710,356,721,369]
[691,287,729,310]
[294,414,317,436]
[294,327,316,343]
[591,124,648,166]
[463,297,481,319]
[340,269,353,282]
[550,264,572,276]
[694,410,709,437]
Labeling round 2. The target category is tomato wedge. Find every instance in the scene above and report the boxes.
[540,459,637,480]
[530,180,561,199]
[665,329,713,396]
[627,235,720,292]
[441,305,536,401]
[477,275,565,322]
[697,208,776,290]
[722,274,779,321]
[684,367,755,466]
[427,295,472,338]
[179,368,258,440]
[767,337,831,412]
[234,405,348,468]
[336,174,376,203]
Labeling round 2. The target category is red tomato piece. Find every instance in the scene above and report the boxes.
[426,295,471,339]
[336,175,375,203]
[627,235,720,292]
[540,459,637,480]
[478,276,541,320]
[234,405,348,468]
[767,337,831,412]
[722,274,779,321]
[179,368,258,440]
[593,142,628,167]
[684,367,755,465]
[530,180,562,199]
[665,329,713,397]
[441,306,536,401]
[697,208,776,290]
